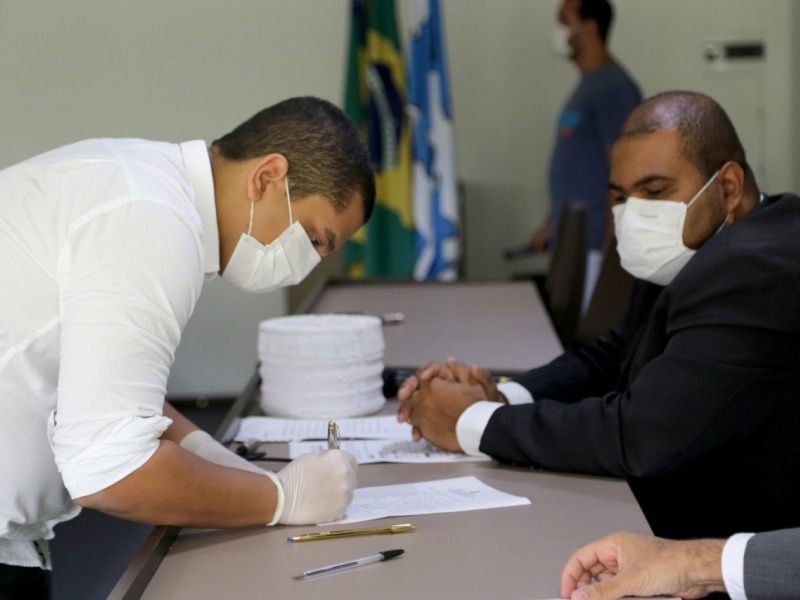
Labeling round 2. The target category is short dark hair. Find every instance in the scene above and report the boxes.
[578,0,614,42]
[212,96,376,223]
[619,91,749,180]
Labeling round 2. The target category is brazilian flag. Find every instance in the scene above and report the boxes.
[342,0,416,278]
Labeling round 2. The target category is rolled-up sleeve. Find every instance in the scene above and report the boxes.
[52,198,202,498]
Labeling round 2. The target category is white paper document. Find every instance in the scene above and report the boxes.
[236,415,410,442]
[323,476,531,525]
[288,439,492,464]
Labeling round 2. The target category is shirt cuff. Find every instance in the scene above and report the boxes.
[456,401,504,457]
[722,532,756,600]
[497,381,534,405]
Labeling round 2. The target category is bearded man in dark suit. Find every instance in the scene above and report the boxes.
[397,90,800,542]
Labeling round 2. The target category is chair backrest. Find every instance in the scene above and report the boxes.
[545,201,588,348]
[573,236,635,347]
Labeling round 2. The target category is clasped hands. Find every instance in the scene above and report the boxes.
[395,358,506,453]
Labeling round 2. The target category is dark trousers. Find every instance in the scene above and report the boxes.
[0,563,51,600]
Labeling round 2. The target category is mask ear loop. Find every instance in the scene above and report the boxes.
[687,170,720,209]
[247,176,291,237]
[247,200,255,236]
[285,177,293,225]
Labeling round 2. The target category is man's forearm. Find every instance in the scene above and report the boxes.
[682,538,727,592]
[75,440,279,528]
[161,400,201,444]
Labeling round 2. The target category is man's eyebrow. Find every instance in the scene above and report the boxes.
[608,174,676,193]
[325,228,336,254]
[631,174,676,188]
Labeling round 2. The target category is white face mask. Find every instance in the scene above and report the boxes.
[221,177,321,293]
[613,170,722,286]
[551,24,574,59]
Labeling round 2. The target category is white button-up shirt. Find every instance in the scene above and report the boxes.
[0,138,219,567]
[456,381,533,456]
[722,533,754,600]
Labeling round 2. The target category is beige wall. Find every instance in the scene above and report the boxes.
[446,0,798,281]
[2,0,797,395]
[0,0,352,396]
[794,1,800,190]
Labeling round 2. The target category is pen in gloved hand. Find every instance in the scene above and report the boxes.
[327,420,340,450]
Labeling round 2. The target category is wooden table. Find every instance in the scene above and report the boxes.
[301,280,563,374]
[110,281,649,599]
[140,454,650,599]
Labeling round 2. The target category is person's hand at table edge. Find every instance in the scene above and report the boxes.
[560,531,726,600]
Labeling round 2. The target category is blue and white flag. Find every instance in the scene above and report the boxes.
[407,0,459,281]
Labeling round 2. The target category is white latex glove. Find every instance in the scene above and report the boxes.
[179,430,264,475]
[269,450,358,525]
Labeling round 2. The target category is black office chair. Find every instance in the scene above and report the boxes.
[544,201,588,348]
[573,236,635,347]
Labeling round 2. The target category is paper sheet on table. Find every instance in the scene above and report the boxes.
[235,415,410,442]
[288,439,492,464]
[322,476,530,525]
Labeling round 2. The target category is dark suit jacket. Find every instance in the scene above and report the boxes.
[481,193,800,539]
[744,528,800,599]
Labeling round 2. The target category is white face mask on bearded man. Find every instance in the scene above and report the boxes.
[612,170,726,286]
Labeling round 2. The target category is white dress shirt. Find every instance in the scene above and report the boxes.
[455,381,533,456]
[0,139,219,568]
[722,532,755,600]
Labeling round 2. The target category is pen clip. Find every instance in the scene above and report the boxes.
[327,420,340,450]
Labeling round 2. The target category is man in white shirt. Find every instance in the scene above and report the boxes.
[0,96,374,598]
[560,528,800,600]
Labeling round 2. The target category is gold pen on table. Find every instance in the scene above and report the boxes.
[327,420,340,450]
[287,523,417,542]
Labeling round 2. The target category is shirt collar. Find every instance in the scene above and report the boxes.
[180,140,220,279]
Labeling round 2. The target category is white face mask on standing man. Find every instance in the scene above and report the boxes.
[612,170,726,286]
[551,23,575,59]
[221,177,321,293]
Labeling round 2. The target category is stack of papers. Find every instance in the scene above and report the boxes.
[324,476,530,524]
[236,416,489,464]
[237,415,410,442]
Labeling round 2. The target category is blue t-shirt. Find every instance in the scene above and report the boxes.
[548,62,641,250]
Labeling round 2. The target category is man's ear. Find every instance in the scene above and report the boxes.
[718,161,745,213]
[247,153,289,202]
[582,18,601,43]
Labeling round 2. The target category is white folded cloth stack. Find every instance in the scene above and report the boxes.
[258,314,386,419]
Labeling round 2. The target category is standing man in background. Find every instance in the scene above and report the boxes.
[529,0,641,309]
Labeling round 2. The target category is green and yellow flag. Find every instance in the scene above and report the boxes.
[342,0,416,278]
